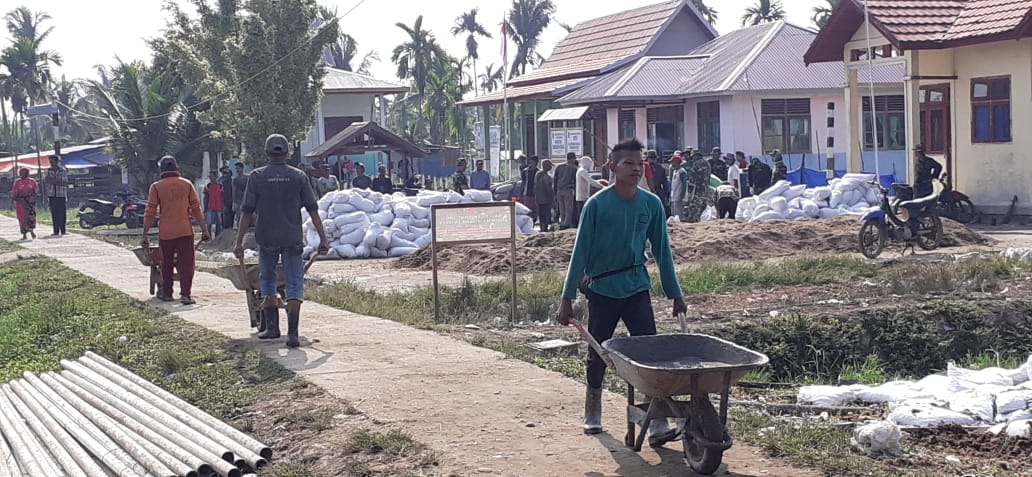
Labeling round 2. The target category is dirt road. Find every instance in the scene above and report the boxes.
[0,217,816,477]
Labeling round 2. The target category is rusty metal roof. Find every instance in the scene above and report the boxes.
[506,0,717,87]
[322,68,409,94]
[806,0,1032,63]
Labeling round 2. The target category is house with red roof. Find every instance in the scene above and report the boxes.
[806,0,1032,214]
[459,0,718,167]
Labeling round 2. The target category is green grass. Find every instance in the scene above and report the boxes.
[1,208,55,226]
[957,351,1028,370]
[656,256,879,295]
[0,240,18,254]
[345,429,426,457]
[837,355,888,385]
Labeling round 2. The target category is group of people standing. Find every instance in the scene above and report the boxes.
[510,153,604,233]
[201,162,249,238]
[11,155,70,240]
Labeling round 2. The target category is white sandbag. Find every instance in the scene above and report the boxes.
[786,209,808,220]
[752,203,771,216]
[354,244,370,258]
[388,246,419,257]
[411,217,431,229]
[818,208,843,219]
[318,195,333,211]
[332,243,357,259]
[317,210,327,221]
[757,181,790,201]
[306,229,320,247]
[392,229,421,242]
[332,190,353,203]
[829,190,844,208]
[887,402,977,426]
[829,178,841,189]
[516,214,533,230]
[330,202,357,215]
[369,246,388,258]
[948,390,996,422]
[1005,419,1032,438]
[316,248,340,260]
[362,224,383,248]
[865,187,880,205]
[391,218,410,233]
[797,384,868,407]
[1001,409,1032,423]
[368,191,385,204]
[737,197,757,212]
[338,219,368,237]
[995,390,1032,415]
[303,246,314,259]
[389,234,418,249]
[414,233,431,248]
[787,197,803,210]
[801,200,820,218]
[514,201,531,215]
[700,206,717,222]
[368,211,394,227]
[812,187,833,201]
[334,211,366,225]
[770,197,788,213]
[466,189,493,202]
[802,189,816,199]
[352,188,371,198]
[392,192,407,201]
[784,184,806,201]
[948,362,1014,387]
[410,202,430,219]
[855,381,932,404]
[339,227,365,246]
[444,191,464,203]
[375,229,392,250]
[351,197,378,213]
[843,173,876,183]
[751,210,785,222]
[915,374,951,397]
[850,421,902,457]
[836,178,862,192]
[415,193,447,208]
[458,193,475,204]
[394,202,413,218]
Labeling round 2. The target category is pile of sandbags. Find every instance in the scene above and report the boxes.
[301,188,536,260]
[796,356,1032,435]
[734,173,882,223]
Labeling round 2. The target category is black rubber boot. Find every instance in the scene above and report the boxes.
[285,311,300,348]
[257,307,280,339]
[583,386,603,434]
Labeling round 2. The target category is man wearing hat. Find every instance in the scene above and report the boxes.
[749,157,773,195]
[452,159,469,195]
[770,149,788,183]
[708,147,728,182]
[141,155,209,304]
[235,134,329,347]
[316,162,340,197]
[913,144,942,199]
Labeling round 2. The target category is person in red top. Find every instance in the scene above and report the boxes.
[203,171,224,236]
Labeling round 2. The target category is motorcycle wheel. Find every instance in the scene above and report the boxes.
[917,214,944,250]
[78,215,94,230]
[858,219,885,259]
[125,212,142,229]
[952,199,976,224]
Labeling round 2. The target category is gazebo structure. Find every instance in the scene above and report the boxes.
[305,121,426,181]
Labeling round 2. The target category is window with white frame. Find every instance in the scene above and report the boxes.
[862,95,906,151]
[761,99,811,154]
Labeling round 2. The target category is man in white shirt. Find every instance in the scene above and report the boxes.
[574,156,605,227]
[725,154,743,193]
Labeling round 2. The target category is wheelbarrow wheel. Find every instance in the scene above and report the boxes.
[683,397,725,475]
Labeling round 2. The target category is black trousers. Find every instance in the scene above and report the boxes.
[222,209,236,230]
[586,290,656,389]
[574,201,585,228]
[716,197,737,219]
[49,197,67,234]
[537,202,552,232]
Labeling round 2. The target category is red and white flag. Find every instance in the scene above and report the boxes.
[501,17,509,75]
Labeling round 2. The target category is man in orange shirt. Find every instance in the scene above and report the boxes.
[141,156,209,304]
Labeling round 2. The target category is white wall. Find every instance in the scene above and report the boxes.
[298,92,376,157]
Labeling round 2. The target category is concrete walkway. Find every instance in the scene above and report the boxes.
[0,217,814,477]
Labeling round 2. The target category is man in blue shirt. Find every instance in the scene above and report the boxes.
[470,160,492,190]
[557,138,687,445]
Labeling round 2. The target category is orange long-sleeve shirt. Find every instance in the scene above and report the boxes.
[144,172,205,240]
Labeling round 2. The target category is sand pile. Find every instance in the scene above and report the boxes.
[393,216,994,275]
[198,229,256,252]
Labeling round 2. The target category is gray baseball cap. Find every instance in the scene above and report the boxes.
[265,134,289,155]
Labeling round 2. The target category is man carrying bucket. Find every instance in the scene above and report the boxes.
[234,134,329,347]
[556,137,687,446]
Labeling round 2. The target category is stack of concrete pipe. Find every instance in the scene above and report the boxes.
[0,351,271,477]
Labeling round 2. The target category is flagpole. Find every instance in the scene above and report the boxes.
[502,16,512,181]
[863,0,881,180]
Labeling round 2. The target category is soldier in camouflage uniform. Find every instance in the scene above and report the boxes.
[452,159,469,195]
[681,152,714,223]
[770,149,788,183]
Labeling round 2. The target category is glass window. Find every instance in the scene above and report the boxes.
[619,110,636,141]
[971,77,1011,143]
[862,95,906,151]
[697,101,720,152]
[647,106,684,156]
[761,99,811,153]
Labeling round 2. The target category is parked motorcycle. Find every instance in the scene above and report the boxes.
[937,175,976,224]
[857,182,943,259]
[78,192,150,229]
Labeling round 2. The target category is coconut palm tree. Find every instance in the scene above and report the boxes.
[392,15,446,100]
[507,0,555,78]
[741,0,785,27]
[812,0,841,30]
[692,0,718,26]
[53,76,102,145]
[451,8,492,96]
[5,7,54,44]
[479,63,504,93]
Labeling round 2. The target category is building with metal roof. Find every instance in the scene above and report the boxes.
[805,0,1032,215]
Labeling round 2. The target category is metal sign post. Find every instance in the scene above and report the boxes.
[430,202,517,324]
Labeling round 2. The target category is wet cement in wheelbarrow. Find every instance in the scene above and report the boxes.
[636,358,733,369]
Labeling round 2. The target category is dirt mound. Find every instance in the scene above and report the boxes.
[906,425,1032,461]
[393,216,994,275]
[198,229,256,253]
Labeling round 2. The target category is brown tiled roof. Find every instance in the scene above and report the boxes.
[806,0,1032,63]
[507,0,716,87]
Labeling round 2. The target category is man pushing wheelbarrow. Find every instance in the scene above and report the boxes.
[234,134,329,348]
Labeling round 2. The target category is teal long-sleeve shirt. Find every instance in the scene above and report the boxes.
[561,187,683,300]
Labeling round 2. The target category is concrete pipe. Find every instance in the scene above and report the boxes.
[40,373,183,477]
[60,361,249,468]
[3,385,87,476]
[83,353,273,461]
[22,373,152,477]
[0,388,66,476]
[51,372,241,477]
[0,432,17,477]
[77,356,269,468]
[8,381,109,477]
[0,396,38,476]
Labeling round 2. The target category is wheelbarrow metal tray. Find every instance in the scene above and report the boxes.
[132,247,157,267]
[220,263,289,291]
[602,334,769,397]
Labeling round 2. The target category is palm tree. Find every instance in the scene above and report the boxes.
[451,8,492,96]
[692,0,718,26]
[392,15,446,100]
[2,6,60,151]
[507,0,555,78]
[479,63,504,93]
[557,21,574,33]
[53,76,102,145]
[325,32,380,74]
[812,0,841,30]
[5,7,54,44]
[741,0,786,27]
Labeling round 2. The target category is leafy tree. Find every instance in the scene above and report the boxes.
[479,63,503,93]
[51,76,102,145]
[318,7,379,74]
[451,8,492,95]
[692,0,718,26]
[812,0,841,30]
[1,6,61,152]
[741,0,786,27]
[159,0,338,163]
[507,0,555,78]
[392,15,446,100]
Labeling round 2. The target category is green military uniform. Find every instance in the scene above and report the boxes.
[681,156,714,223]
[452,170,468,195]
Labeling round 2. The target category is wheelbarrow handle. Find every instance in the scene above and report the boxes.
[569,319,614,367]
[303,253,318,274]
[677,312,689,334]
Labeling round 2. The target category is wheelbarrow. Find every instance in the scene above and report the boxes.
[132,240,204,297]
[570,315,768,475]
[221,255,318,332]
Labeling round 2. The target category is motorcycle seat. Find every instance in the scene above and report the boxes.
[91,199,115,207]
[897,193,938,208]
